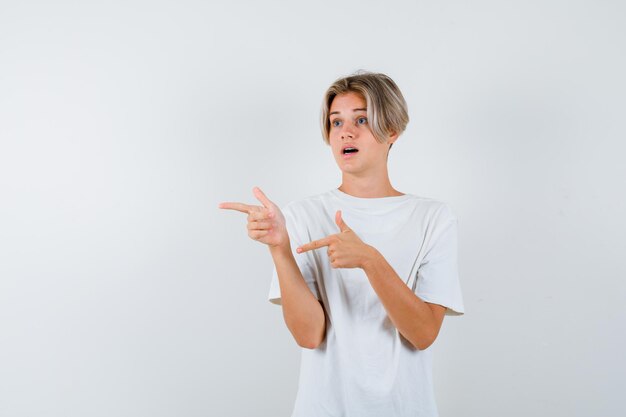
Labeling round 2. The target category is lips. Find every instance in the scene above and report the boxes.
[342,144,359,154]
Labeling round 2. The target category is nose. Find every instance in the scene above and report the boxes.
[340,123,355,140]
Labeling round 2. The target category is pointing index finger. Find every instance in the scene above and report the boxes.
[218,202,253,213]
[297,237,331,253]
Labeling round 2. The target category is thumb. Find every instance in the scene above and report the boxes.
[336,210,351,232]
[252,186,275,213]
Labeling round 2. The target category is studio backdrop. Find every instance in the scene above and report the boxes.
[1,1,624,416]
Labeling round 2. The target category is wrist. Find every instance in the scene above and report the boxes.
[269,240,292,258]
[360,245,380,271]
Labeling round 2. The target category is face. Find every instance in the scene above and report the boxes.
[328,91,396,174]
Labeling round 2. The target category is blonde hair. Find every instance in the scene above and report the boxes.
[320,70,409,151]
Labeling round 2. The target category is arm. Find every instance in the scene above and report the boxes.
[270,243,326,349]
[362,247,446,350]
[218,187,326,349]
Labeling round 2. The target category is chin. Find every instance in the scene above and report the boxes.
[338,163,361,173]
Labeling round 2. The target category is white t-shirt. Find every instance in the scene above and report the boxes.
[268,188,464,417]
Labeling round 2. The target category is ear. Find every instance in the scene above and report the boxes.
[387,131,399,145]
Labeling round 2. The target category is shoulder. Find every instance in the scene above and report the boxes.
[432,200,457,224]
[281,190,332,215]
[404,194,457,224]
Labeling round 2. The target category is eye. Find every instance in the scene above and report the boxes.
[357,117,367,125]
[331,119,342,128]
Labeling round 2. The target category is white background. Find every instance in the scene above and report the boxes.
[1,1,625,416]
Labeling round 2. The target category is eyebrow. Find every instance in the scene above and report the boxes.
[329,108,367,116]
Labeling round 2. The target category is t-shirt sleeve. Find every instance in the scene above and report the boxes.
[415,204,465,316]
[268,204,321,305]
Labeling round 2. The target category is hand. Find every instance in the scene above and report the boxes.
[218,186,289,249]
[297,210,373,269]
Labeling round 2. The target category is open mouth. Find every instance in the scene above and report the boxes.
[342,147,359,154]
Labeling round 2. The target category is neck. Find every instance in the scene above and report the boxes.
[338,176,403,198]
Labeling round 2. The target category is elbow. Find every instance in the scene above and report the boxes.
[409,332,438,351]
[297,331,325,349]
[298,338,322,350]
[288,300,327,349]
[296,324,326,349]
[413,338,435,351]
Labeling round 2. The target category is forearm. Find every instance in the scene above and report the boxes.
[270,244,325,349]
[361,247,439,350]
